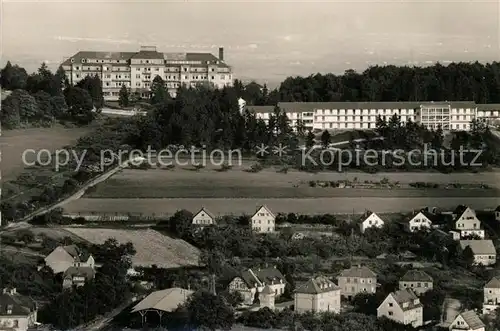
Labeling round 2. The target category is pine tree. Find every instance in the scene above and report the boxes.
[118,85,129,107]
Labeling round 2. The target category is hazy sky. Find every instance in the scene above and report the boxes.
[2,0,499,85]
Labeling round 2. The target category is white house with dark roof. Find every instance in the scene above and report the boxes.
[337,266,377,299]
[449,310,485,331]
[63,266,96,289]
[0,288,38,331]
[377,289,423,327]
[495,206,500,222]
[483,276,500,314]
[191,207,216,227]
[259,285,276,310]
[453,205,485,239]
[359,211,384,233]
[44,245,95,274]
[459,240,497,266]
[228,266,285,305]
[251,205,275,233]
[294,276,341,313]
[402,210,433,233]
[399,270,433,295]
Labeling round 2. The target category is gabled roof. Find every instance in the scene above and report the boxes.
[453,205,472,221]
[390,289,422,311]
[252,205,275,219]
[193,207,215,220]
[459,240,496,255]
[0,289,37,316]
[359,210,375,222]
[261,285,274,295]
[237,267,285,288]
[295,276,340,294]
[132,288,193,313]
[339,266,376,278]
[456,310,485,329]
[402,210,435,224]
[485,276,500,288]
[495,205,500,212]
[61,51,136,65]
[63,266,96,280]
[400,270,433,282]
[62,245,91,262]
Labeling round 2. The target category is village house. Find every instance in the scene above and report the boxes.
[453,205,485,239]
[62,266,96,289]
[0,288,38,331]
[44,245,95,274]
[251,205,275,233]
[483,276,500,314]
[258,285,276,310]
[377,289,423,328]
[401,210,433,232]
[359,211,385,233]
[459,240,497,266]
[399,270,433,295]
[228,266,285,305]
[337,265,377,299]
[495,206,500,222]
[294,276,341,313]
[191,207,216,227]
[449,310,485,331]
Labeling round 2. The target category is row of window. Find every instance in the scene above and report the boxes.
[314,115,415,122]
[316,109,414,116]
[344,278,373,284]
[401,282,431,288]
[252,227,273,232]
[253,219,273,224]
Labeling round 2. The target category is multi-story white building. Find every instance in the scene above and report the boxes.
[377,289,423,328]
[483,276,500,314]
[251,205,276,234]
[61,46,233,100]
[247,101,499,132]
[294,276,341,313]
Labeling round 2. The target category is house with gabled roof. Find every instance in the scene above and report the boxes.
[495,206,500,222]
[337,265,377,299]
[63,266,96,289]
[459,240,496,266]
[44,245,95,274]
[377,289,423,328]
[399,270,433,295]
[483,276,500,314]
[359,211,384,233]
[294,276,341,313]
[251,205,275,233]
[191,207,216,227]
[0,288,38,331]
[453,205,485,239]
[401,210,434,233]
[449,310,485,331]
[228,266,285,305]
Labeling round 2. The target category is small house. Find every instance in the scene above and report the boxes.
[449,310,485,331]
[377,289,423,328]
[359,211,384,233]
[251,205,275,233]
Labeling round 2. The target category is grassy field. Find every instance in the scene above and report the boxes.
[63,197,500,217]
[83,168,500,199]
[62,228,200,268]
[1,126,92,180]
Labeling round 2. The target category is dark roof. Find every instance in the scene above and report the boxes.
[401,209,435,224]
[400,270,433,282]
[131,51,164,60]
[61,51,136,65]
[477,104,500,110]
[391,289,422,311]
[295,276,340,294]
[238,267,285,288]
[339,266,376,278]
[63,266,96,280]
[458,310,485,329]
[453,205,469,219]
[252,205,275,219]
[495,206,500,212]
[277,101,476,113]
[261,285,274,295]
[0,289,36,316]
[485,277,500,288]
[247,106,276,114]
[359,210,376,223]
[62,245,91,262]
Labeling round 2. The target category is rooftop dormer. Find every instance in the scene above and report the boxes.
[2,288,16,295]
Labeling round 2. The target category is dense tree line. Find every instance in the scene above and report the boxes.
[0,62,103,128]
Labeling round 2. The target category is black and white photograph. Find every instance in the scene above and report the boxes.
[1,0,500,330]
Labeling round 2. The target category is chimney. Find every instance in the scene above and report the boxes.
[219,47,224,61]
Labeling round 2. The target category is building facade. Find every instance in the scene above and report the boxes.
[399,270,433,295]
[359,211,385,233]
[403,211,433,233]
[61,46,233,101]
[337,266,377,299]
[44,245,95,274]
[449,310,485,331]
[377,289,423,328]
[483,276,500,314]
[0,288,38,331]
[247,101,500,132]
[228,266,285,305]
[251,205,276,233]
[294,276,341,313]
[459,240,497,266]
[192,207,216,227]
[454,206,485,239]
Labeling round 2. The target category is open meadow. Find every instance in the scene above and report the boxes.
[1,126,92,181]
[62,227,200,268]
[84,168,500,199]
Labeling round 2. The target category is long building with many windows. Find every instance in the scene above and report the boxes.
[246,101,500,132]
[61,46,233,100]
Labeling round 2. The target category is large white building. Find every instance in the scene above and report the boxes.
[247,101,500,132]
[61,46,233,101]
